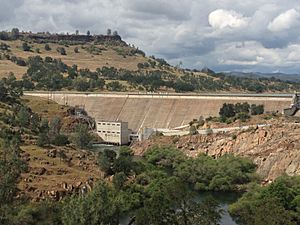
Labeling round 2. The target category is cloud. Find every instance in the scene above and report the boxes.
[1,0,300,73]
[208,9,249,29]
[268,9,300,32]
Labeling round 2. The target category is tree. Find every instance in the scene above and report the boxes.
[251,104,264,115]
[37,132,49,147]
[113,147,136,175]
[49,116,62,135]
[113,172,127,190]
[74,47,79,53]
[86,30,90,36]
[0,131,26,204]
[75,30,79,35]
[52,134,69,146]
[72,124,93,149]
[22,42,31,51]
[219,103,235,118]
[0,31,9,40]
[56,47,66,55]
[113,30,118,36]
[229,176,300,225]
[98,149,117,176]
[177,196,223,225]
[11,28,19,40]
[44,44,51,51]
[17,107,30,127]
[62,182,120,225]
[107,28,112,36]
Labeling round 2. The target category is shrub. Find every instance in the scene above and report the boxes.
[56,47,66,55]
[51,134,69,146]
[22,42,31,51]
[44,44,51,51]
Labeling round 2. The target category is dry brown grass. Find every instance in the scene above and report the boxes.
[19,145,102,197]
[0,60,27,79]
[21,95,69,119]
[0,40,149,78]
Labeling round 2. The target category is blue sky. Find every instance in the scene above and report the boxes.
[1,0,300,73]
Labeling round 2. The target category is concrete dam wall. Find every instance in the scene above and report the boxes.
[25,93,292,132]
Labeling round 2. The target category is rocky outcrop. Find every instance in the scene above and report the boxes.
[132,123,300,180]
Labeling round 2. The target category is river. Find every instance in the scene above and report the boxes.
[119,192,239,225]
[93,145,239,225]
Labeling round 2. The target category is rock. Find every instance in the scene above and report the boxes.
[47,149,57,158]
[31,167,47,175]
[56,168,68,175]
[62,182,68,190]
[75,181,82,188]
[131,123,300,180]
[26,186,37,192]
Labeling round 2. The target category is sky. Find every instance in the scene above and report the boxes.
[1,0,300,73]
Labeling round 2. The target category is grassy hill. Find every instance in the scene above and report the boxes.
[0,39,149,79]
[0,84,102,201]
[0,31,299,93]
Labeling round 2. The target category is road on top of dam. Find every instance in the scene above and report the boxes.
[24,91,294,100]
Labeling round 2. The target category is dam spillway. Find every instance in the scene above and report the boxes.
[25,92,292,132]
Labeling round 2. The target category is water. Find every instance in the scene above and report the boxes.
[200,192,239,225]
[92,143,121,153]
[120,192,239,225]
[91,145,239,224]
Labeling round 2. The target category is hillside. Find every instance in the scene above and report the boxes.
[132,118,300,181]
[225,71,300,83]
[0,82,103,201]
[0,31,300,93]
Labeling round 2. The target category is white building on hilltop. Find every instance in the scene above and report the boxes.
[96,121,129,145]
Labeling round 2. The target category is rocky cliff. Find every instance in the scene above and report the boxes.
[132,122,300,181]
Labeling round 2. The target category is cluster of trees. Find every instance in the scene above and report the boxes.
[0,74,23,102]
[0,42,10,51]
[113,46,146,58]
[0,28,20,40]
[36,118,94,149]
[230,176,300,225]
[19,56,106,91]
[64,146,256,225]
[0,141,258,224]
[1,30,300,93]
[36,116,69,147]
[219,102,264,122]
[11,53,299,93]
[0,129,28,225]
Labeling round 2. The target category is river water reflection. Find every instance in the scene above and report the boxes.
[200,192,239,225]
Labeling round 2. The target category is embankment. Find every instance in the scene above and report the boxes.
[25,92,291,132]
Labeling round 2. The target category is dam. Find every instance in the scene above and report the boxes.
[25,92,292,132]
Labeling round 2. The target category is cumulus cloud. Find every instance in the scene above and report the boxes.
[208,9,249,29]
[268,9,300,32]
[1,0,300,73]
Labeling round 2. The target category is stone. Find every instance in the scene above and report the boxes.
[31,167,47,175]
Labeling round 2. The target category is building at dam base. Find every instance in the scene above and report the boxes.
[25,92,292,133]
[96,121,129,145]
